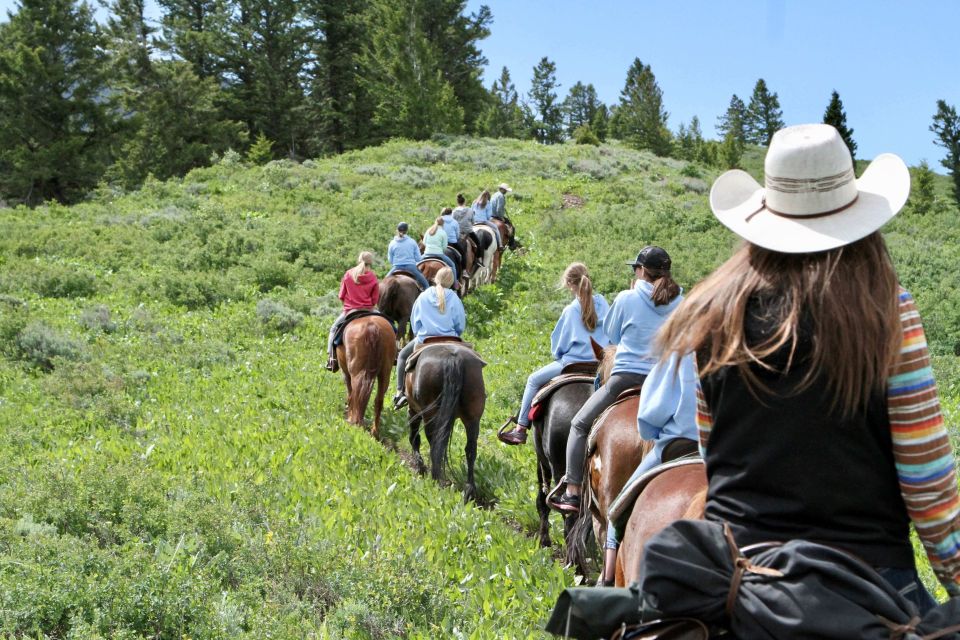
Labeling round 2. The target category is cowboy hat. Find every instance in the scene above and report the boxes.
[709,124,910,254]
[497,183,512,192]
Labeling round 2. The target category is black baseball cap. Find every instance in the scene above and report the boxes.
[397,222,409,233]
[626,246,671,270]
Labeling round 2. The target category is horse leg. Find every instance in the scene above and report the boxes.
[340,349,352,418]
[463,416,479,503]
[534,429,552,548]
[372,364,390,440]
[408,413,426,475]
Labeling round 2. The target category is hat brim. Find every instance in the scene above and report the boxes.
[709,153,910,254]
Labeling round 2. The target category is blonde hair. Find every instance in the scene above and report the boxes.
[434,266,455,313]
[350,251,374,283]
[427,216,444,236]
[561,263,597,331]
[658,233,901,416]
[475,190,490,207]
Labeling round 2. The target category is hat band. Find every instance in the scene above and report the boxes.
[765,167,855,194]
[745,194,860,222]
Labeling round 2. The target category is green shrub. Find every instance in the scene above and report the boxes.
[14,322,85,370]
[79,305,117,333]
[573,124,600,146]
[161,272,236,309]
[256,299,303,333]
[37,266,98,298]
[252,256,295,292]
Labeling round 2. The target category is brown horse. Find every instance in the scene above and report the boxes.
[405,342,486,502]
[378,274,420,345]
[336,315,397,439]
[615,468,707,585]
[417,258,462,296]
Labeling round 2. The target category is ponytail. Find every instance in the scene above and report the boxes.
[644,267,681,306]
[561,262,597,331]
[427,216,444,236]
[350,251,374,283]
[434,266,455,313]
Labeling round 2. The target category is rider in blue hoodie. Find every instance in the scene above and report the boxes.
[550,246,684,514]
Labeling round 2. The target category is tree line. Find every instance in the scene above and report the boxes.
[1,0,958,207]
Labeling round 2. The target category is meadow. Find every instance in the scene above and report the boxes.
[1,137,958,639]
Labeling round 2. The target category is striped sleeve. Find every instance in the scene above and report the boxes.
[889,289,960,596]
[695,380,713,458]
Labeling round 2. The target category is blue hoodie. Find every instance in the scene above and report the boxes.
[441,214,460,244]
[637,352,699,464]
[388,235,422,268]
[603,279,683,375]
[551,294,611,365]
[410,287,465,343]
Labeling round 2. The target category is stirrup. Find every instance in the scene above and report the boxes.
[546,476,567,506]
[497,415,519,438]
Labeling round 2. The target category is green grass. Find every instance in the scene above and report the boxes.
[1,135,958,637]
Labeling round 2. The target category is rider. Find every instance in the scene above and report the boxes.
[387,221,430,290]
[326,251,380,372]
[498,263,610,445]
[393,266,465,409]
[656,124,960,609]
[421,216,459,282]
[597,352,699,585]
[451,193,478,252]
[549,246,683,514]
[490,182,518,250]
[472,190,502,250]
[439,207,465,275]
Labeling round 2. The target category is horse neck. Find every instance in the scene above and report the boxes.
[598,346,618,384]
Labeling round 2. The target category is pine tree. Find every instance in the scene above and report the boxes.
[614,58,671,155]
[822,90,857,163]
[590,104,610,141]
[909,160,937,216]
[716,94,747,144]
[0,0,117,204]
[156,0,229,80]
[529,57,563,144]
[562,82,602,137]
[744,79,784,146]
[675,116,705,161]
[931,100,960,204]
[719,129,744,169]
[477,66,526,138]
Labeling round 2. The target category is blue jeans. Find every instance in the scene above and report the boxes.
[876,566,938,614]
[423,253,458,280]
[517,360,565,427]
[387,266,429,289]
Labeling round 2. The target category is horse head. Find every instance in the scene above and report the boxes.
[590,338,617,385]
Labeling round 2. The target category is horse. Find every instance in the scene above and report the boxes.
[417,258,463,296]
[405,341,486,502]
[568,343,651,574]
[336,315,397,439]
[531,364,597,572]
[460,238,478,293]
[378,274,420,345]
[615,468,707,585]
[473,225,500,285]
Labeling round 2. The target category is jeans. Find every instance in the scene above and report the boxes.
[396,341,416,392]
[423,253,458,280]
[565,372,647,486]
[517,360,565,427]
[327,311,346,357]
[387,266,429,289]
[876,566,938,614]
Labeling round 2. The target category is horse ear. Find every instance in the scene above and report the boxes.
[590,337,604,360]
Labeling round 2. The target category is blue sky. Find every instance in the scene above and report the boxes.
[467,0,960,169]
[2,0,957,168]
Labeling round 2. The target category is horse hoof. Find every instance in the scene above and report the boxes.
[463,484,477,503]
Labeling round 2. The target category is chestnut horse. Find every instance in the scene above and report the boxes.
[336,315,397,439]
[378,274,420,345]
[615,467,707,585]
[417,258,464,297]
[406,342,486,502]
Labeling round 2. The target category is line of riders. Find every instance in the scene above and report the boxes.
[326,126,960,635]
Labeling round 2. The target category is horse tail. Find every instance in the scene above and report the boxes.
[409,350,464,480]
[348,321,382,423]
[566,451,597,573]
[378,278,397,317]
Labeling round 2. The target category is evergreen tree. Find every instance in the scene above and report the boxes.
[156,0,229,80]
[716,94,747,144]
[529,57,563,144]
[477,66,526,138]
[590,104,609,142]
[822,90,857,163]
[361,0,464,140]
[562,81,601,137]
[718,129,744,169]
[931,99,960,204]
[614,58,671,155]
[744,78,784,146]
[675,116,705,161]
[909,160,937,216]
[0,0,117,204]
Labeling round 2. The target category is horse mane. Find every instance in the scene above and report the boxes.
[682,488,708,519]
[598,345,617,385]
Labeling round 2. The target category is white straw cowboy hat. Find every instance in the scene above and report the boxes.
[709,124,910,253]
[498,183,512,192]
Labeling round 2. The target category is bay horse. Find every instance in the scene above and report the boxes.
[378,274,420,344]
[336,315,397,439]
[405,341,486,502]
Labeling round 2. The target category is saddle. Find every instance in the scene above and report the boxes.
[417,256,449,271]
[586,386,644,453]
[527,361,599,423]
[444,245,462,264]
[404,336,486,372]
[332,309,397,347]
[607,454,704,539]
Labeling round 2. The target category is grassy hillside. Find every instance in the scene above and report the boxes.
[1,137,959,638]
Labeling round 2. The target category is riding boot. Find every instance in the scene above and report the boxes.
[326,354,339,373]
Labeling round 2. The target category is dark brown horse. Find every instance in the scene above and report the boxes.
[405,342,486,502]
[378,274,420,344]
[336,315,397,439]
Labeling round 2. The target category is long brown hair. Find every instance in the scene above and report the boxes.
[561,263,598,331]
[434,266,455,313]
[427,216,444,236]
[657,232,901,415]
[640,265,681,306]
[474,190,490,207]
[350,251,374,283]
